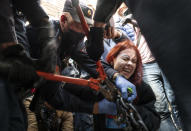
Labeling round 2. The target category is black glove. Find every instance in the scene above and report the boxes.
[37,21,55,47]
[8,60,39,85]
[0,44,39,85]
[94,0,123,23]
[86,27,104,61]
[37,21,58,73]
[38,39,58,73]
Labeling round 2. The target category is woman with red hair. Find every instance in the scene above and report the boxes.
[94,40,160,131]
[106,39,143,86]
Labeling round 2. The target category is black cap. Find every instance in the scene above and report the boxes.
[63,0,93,25]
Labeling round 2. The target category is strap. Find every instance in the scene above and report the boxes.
[136,31,142,47]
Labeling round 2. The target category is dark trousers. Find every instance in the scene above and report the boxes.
[74,113,94,131]
[0,78,26,131]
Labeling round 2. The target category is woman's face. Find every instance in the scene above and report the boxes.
[113,48,137,79]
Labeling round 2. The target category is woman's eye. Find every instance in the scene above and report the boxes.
[132,59,137,63]
[122,57,129,61]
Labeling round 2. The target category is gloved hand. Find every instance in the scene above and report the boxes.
[94,0,123,23]
[98,99,117,115]
[37,21,55,47]
[115,22,135,41]
[38,39,58,73]
[118,24,135,41]
[37,21,58,73]
[0,44,39,85]
[86,27,104,61]
[115,74,137,101]
[8,61,39,85]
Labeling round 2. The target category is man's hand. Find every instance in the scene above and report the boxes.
[0,44,39,85]
[88,0,123,61]
[104,26,122,39]
[38,39,58,73]
[8,60,39,85]
[115,74,137,101]
[116,24,135,41]
[94,0,123,23]
[37,21,58,73]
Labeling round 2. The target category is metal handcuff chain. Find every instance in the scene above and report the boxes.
[101,78,149,131]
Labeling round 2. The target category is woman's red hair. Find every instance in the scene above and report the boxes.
[106,40,142,86]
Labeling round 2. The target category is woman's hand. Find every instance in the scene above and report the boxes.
[114,74,137,101]
[93,99,117,115]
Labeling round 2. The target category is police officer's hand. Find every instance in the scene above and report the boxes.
[8,61,39,85]
[115,74,137,101]
[104,26,122,39]
[94,0,123,23]
[116,24,135,41]
[0,44,39,85]
[93,99,117,115]
[37,21,58,73]
[37,20,55,47]
[38,39,57,73]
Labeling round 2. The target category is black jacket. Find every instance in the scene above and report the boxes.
[127,0,191,130]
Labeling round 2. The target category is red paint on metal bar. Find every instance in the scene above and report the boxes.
[36,71,100,91]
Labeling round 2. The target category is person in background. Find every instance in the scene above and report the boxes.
[115,6,183,130]
[0,0,57,130]
[126,0,191,129]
